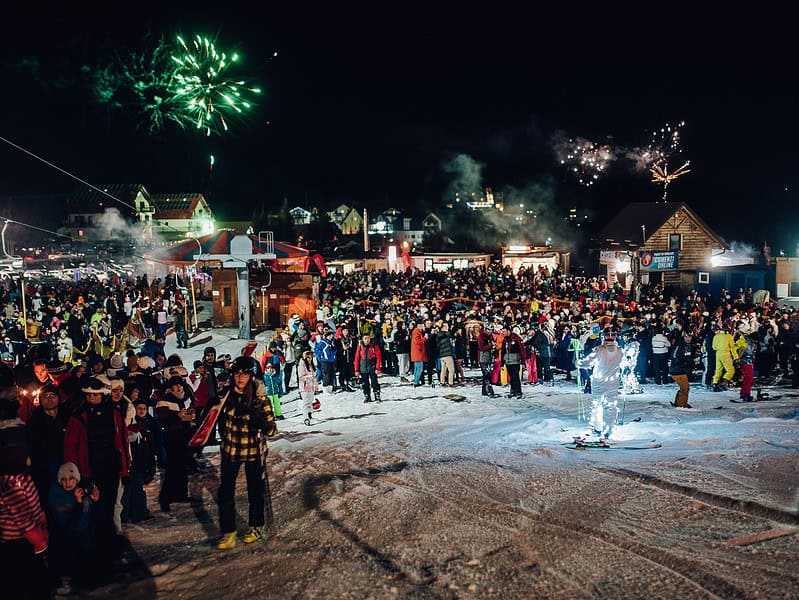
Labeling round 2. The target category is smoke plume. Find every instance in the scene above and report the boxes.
[439,153,580,251]
[442,154,484,203]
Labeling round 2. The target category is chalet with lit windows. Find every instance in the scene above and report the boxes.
[328,204,363,235]
[289,206,312,225]
[594,202,728,289]
[339,208,363,235]
[150,193,215,241]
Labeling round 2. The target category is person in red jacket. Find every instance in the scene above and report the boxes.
[353,333,382,403]
[63,377,129,557]
[409,322,428,387]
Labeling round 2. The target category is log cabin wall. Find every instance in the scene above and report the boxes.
[645,206,719,287]
[211,269,317,329]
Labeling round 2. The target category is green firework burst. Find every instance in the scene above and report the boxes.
[93,34,261,137]
[170,34,261,136]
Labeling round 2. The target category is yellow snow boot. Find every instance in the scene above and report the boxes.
[242,526,263,544]
[217,532,237,549]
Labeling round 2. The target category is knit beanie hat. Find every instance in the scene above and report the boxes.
[57,462,80,482]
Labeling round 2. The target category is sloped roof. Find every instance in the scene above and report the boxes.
[68,183,149,215]
[342,208,363,222]
[150,193,209,220]
[329,203,353,216]
[595,202,727,249]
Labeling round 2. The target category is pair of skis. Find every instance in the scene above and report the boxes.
[565,436,661,450]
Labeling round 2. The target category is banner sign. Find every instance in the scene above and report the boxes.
[639,250,678,271]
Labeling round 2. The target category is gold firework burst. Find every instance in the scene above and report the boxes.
[650,161,691,201]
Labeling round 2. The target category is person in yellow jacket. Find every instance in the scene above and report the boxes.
[712,324,737,391]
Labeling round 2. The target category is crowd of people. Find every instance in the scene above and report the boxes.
[302,266,799,403]
[0,274,279,598]
[1,263,799,598]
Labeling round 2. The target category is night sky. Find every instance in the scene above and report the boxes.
[1,5,797,253]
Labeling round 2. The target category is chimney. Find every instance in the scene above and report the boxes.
[363,208,369,253]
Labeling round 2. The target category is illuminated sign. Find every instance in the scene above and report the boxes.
[639,251,678,271]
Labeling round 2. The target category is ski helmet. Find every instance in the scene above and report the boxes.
[230,356,257,376]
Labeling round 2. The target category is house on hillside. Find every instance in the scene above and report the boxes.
[66,183,151,242]
[339,208,363,235]
[594,202,728,289]
[289,206,312,225]
[328,204,363,235]
[423,212,443,234]
[392,217,425,249]
[150,193,215,241]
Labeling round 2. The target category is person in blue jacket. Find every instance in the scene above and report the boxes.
[315,330,338,395]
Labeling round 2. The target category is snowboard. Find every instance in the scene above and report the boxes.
[565,437,661,450]
[188,395,227,447]
[188,335,213,349]
[442,393,468,402]
[730,394,781,403]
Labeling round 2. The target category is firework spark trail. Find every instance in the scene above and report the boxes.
[623,121,686,171]
[553,134,615,187]
[554,121,690,198]
[650,161,691,201]
[645,121,690,200]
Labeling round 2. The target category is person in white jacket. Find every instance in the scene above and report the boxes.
[650,326,671,385]
[576,327,624,438]
[297,350,320,425]
[56,330,73,363]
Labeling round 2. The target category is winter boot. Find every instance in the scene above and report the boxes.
[363,396,372,403]
[217,532,237,549]
[712,383,723,392]
[375,392,382,403]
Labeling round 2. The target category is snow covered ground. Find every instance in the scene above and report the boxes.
[89,329,799,599]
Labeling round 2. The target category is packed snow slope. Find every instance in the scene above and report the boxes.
[91,330,799,599]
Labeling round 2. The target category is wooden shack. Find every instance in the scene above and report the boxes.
[595,202,728,289]
[211,268,318,329]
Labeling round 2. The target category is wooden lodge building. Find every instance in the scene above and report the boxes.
[594,202,728,289]
[211,267,318,330]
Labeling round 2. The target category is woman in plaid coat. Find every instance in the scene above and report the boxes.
[215,356,278,549]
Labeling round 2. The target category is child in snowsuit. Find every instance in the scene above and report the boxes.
[49,462,99,593]
[263,363,283,420]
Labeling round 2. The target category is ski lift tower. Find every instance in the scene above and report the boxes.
[194,233,275,340]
